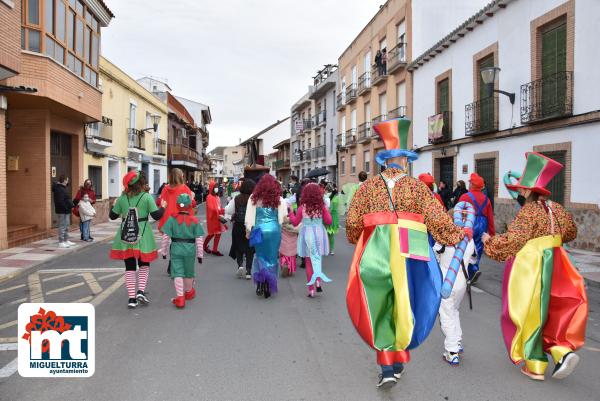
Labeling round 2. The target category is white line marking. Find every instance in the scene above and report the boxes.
[38,268,122,273]
[471,287,484,293]
[72,296,93,303]
[0,343,17,351]
[0,320,17,331]
[0,284,26,294]
[0,357,18,378]
[81,273,103,294]
[91,277,123,306]
[97,271,123,281]
[9,297,27,306]
[42,272,77,282]
[0,337,17,343]
[45,282,84,295]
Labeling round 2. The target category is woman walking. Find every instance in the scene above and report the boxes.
[205,180,227,256]
[157,168,195,232]
[288,183,332,297]
[245,175,287,298]
[325,183,340,255]
[225,179,256,279]
[109,171,165,308]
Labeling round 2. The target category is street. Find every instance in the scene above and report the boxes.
[0,215,599,401]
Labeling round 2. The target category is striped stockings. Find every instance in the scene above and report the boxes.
[124,266,150,298]
[138,266,149,292]
[125,271,136,298]
[174,277,184,296]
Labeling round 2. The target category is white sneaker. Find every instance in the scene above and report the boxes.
[443,351,460,365]
[552,352,580,379]
[236,266,245,278]
[377,374,397,389]
[58,242,70,249]
[65,240,76,246]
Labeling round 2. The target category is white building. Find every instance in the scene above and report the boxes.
[240,118,291,169]
[409,0,600,251]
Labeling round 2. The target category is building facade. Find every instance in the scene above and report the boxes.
[85,56,168,221]
[207,146,225,184]
[2,0,113,247]
[222,145,244,181]
[409,0,600,251]
[271,139,291,184]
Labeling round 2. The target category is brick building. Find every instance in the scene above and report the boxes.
[0,0,113,248]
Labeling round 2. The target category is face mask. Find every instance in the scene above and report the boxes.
[517,195,526,207]
[213,188,218,194]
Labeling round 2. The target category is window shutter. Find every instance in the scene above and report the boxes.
[438,79,449,113]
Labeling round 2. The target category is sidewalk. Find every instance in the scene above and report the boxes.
[566,246,600,288]
[0,220,122,283]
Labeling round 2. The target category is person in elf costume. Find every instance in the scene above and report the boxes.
[109,171,165,309]
[483,152,588,381]
[346,118,468,388]
[205,180,227,256]
[160,194,205,309]
[325,183,341,255]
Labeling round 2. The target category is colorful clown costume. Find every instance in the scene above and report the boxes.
[485,152,588,380]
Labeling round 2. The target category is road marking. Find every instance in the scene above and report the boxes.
[471,286,484,293]
[45,282,84,295]
[97,271,122,281]
[0,284,26,294]
[27,273,44,303]
[72,296,93,303]
[91,277,123,306]
[82,273,103,295]
[42,272,76,282]
[0,343,17,351]
[0,337,17,343]
[9,297,27,306]
[0,320,17,330]
[38,268,122,273]
[584,346,600,352]
[0,358,18,378]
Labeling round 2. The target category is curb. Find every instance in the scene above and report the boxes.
[0,235,114,285]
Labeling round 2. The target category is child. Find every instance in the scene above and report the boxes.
[78,193,96,242]
[160,194,205,309]
[279,217,299,277]
[288,183,332,297]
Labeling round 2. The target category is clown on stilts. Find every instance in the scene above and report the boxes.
[345,117,469,388]
[160,193,205,309]
[484,152,588,381]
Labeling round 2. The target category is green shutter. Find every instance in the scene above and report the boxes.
[540,151,566,204]
[438,79,449,113]
[541,22,567,117]
[478,55,495,132]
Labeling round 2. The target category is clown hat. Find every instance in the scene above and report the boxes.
[373,117,418,166]
[505,152,563,196]
[176,193,193,210]
[123,170,141,188]
[469,173,485,190]
[418,173,435,189]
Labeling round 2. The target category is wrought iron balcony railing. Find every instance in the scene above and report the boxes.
[274,159,291,170]
[168,143,201,167]
[336,93,345,110]
[371,64,388,85]
[127,128,145,150]
[337,132,346,149]
[372,114,388,125]
[346,128,357,146]
[313,110,327,127]
[154,138,167,156]
[387,42,407,73]
[465,96,498,136]
[358,72,371,94]
[357,122,372,142]
[346,84,357,103]
[302,119,313,131]
[428,111,452,144]
[293,151,303,162]
[315,145,326,159]
[520,71,573,124]
[388,106,407,119]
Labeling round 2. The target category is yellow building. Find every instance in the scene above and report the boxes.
[83,57,168,220]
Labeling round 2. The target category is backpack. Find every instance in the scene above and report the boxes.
[120,194,147,244]
[467,192,489,238]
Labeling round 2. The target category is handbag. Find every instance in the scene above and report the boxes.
[248,227,263,247]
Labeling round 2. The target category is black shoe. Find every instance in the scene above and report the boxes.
[316,285,323,293]
[264,283,271,299]
[552,352,580,379]
[469,270,482,285]
[136,290,150,305]
[377,374,397,389]
[256,283,264,296]
[127,298,138,308]
[89,236,94,240]
[393,364,405,379]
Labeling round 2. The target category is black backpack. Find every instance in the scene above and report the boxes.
[120,194,147,244]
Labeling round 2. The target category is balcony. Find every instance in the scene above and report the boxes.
[314,110,327,127]
[346,129,357,147]
[86,117,113,149]
[302,149,312,162]
[428,111,452,144]
[346,84,358,104]
[358,72,371,95]
[274,159,291,170]
[154,138,167,156]
[357,122,373,143]
[371,64,388,86]
[127,128,145,151]
[336,93,345,111]
[293,151,303,163]
[168,143,201,169]
[387,42,407,74]
[302,119,313,132]
[388,106,407,119]
[372,114,388,126]
[520,71,573,124]
[315,145,326,159]
[465,96,499,136]
[337,132,346,149]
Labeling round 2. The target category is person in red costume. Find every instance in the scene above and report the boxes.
[157,168,196,232]
[205,180,226,256]
[458,173,495,280]
[418,173,445,210]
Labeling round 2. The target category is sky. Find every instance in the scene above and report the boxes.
[101,0,382,151]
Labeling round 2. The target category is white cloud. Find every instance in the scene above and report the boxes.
[102,0,382,150]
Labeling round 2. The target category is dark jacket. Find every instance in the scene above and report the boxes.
[52,183,74,214]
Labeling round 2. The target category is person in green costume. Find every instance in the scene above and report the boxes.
[109,171,165,309]
[160,193,205,309]
[325,183,341,255]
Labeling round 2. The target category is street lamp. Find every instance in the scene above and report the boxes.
[480,66,515,104]
[141,114,161,133]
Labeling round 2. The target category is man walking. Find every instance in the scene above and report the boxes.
[52,175,75,248]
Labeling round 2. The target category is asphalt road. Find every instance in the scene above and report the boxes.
[0,214,599,401]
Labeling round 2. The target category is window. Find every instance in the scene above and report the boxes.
[541,19,567,114]
[478,54,496,132]
[330,129,333,153]
[28,0,40,25]
[437,78,450,113]
[540,150,566,204]
[364,151,371,173]
[45,0,54,33]
[397,82,406,108]
[379,93,387,116]
[28,30,41,52]
[351,154,356,174]
[56,0,65,41]
[341,157,346,176]
[88,165,102,198]
[129,103,137,129]
[67,10,74,49]
[475,157,496,209]
[75,18,83,56]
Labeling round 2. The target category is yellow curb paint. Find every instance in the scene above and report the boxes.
[0,284,26,294]
[27,273,43,303]
[0,337,17,343]
[72,296,94,303]
[0,320,17,331]
[81,273,103,295]
[8,297,27,306]
[91,277,123,307]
